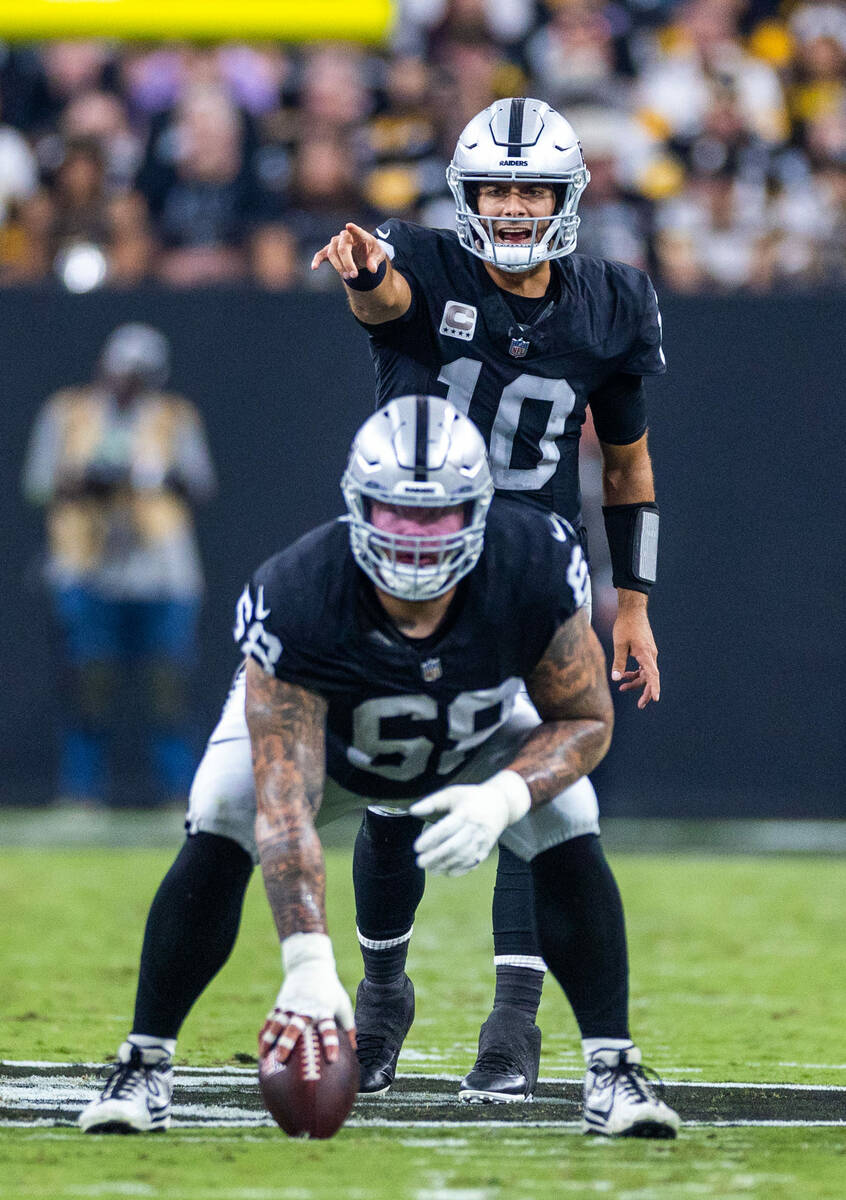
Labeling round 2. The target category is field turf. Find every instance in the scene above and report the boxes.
[2,840,845,1198]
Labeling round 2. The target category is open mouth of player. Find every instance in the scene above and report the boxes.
[494,226,534,245]
[394,546,438,566]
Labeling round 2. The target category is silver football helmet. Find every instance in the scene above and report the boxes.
[341,395,494,601]
[447,97,590,272]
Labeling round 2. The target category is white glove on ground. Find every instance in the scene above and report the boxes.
[410,770,532,876]
[260,933,355,1063]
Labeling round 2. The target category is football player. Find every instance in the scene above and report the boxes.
[80,397,678,1137]
[311,98,664,1100]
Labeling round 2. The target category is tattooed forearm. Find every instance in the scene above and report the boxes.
[513,608,614,808]
[245,658,329,942]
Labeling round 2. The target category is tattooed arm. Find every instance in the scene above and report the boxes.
[513,606,614,809]
[245,657,329,940]
[412,608,613,876]
[245,658,354,1060]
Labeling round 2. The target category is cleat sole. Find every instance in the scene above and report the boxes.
[458,1090,533,1105]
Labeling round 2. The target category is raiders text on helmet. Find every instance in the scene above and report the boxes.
[341,396,494,600]
[447,98,590,272]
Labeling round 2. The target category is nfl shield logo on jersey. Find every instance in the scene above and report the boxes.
[509,335,531,358]
[421,657,443,682]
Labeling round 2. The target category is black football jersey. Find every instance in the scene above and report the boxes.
[360,219,666,526]
[234,500,587,801]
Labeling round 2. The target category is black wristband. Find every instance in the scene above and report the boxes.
[602,502,659,593]
[344,260,387,291]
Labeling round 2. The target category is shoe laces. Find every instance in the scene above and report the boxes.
[605,1058,666,1106]
[473,1048,521,1075]
[100,1048,157,1101]
[355,1030,397,1069]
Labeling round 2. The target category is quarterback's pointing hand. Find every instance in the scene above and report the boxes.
[311,223,386,280]
[410,771,532,876]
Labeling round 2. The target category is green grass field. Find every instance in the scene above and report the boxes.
[2,842,845,1198]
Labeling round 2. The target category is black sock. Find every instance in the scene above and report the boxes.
[530,834,630,1039]
[491,844,545,1018]
[133,832,253,1039]
[353,809,425,987]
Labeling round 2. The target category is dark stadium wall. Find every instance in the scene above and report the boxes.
[0,288,843,816]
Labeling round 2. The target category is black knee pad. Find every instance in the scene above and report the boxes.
[361,808,424,856]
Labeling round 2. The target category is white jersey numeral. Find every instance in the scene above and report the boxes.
[437,358,576,490]
[347,678,522,781]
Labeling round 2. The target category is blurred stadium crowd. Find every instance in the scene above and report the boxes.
[0,0,844,293]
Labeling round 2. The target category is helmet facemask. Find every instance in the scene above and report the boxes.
[341,396,494,601]
[447,98,590,273]
[448,166,589,272]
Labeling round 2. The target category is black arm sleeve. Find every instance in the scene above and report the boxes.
[588,373,648,446]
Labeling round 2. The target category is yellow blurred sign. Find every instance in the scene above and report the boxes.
[0,0,393,42]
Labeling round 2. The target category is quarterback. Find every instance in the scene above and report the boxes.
[312,97,664,1099]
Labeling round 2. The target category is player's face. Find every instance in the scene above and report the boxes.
[476,183,557,247]
[370,501,466,564]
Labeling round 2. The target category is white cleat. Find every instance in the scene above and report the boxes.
[78,1042,173,1133]
[582,1046,680,1138]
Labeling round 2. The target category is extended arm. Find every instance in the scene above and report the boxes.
[311,222,412,324]
[245,658,353,1061]
[599,433,661,708]
[412,608,614,875]
[245,657,328,940]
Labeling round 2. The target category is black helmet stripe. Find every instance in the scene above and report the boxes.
[507,97,525,157]
[414,395,429,481]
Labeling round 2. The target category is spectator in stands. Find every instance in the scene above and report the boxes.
[13,136,153,288]
[138,86,261,286]
[21,324,217,807]
[525,0,632,112]
[1,9,845,292]
[0,92,39,278]
[61,89,143,192]
[249,221,300,290]
[283,133,379,285]
[635,0,789,149]
[358,54,449,222]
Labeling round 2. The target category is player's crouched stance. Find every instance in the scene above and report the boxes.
[80,395,677,1139]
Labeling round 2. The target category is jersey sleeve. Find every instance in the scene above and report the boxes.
[501,508,590,676]
[618,273,666,377]
[588,373,648,445]
[233,559,324,693]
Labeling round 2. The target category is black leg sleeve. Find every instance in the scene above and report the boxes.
[352,809,425,940]
[530,834,630,1040]
[492,844,541,957]
[133,832,253,1039]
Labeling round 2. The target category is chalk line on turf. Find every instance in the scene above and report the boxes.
[1,1063,845,1129]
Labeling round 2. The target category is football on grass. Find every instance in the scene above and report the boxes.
[259,1024,359,1139]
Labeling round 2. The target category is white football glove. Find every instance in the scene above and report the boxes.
[410,770,532,876]
[260,933,355,1064]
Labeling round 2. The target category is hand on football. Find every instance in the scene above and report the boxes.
[410,771,531,876]
[311,223,386,281]
[260,934,355,1065]
[611,599,660,709]
[259,1009,352,1067]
